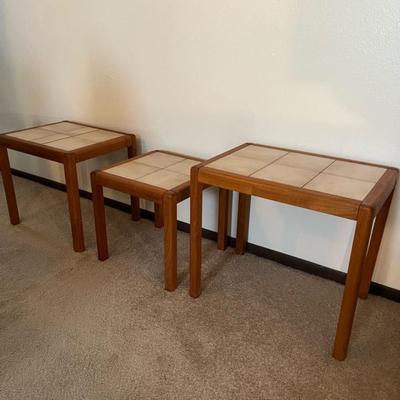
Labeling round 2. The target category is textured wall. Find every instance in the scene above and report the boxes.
[1,1,399,288]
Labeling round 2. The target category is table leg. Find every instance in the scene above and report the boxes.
[190,167,203,298]
[164,192,178,291]
[127,139,140,221]
[333,206,373,360]
[64,154,85,252]
[358,191,394,299]
[91,172,109,260]
[217,189,230,250]
[154,202,164,228]
[130,196,140,221]
[0,146,20,225]
[236,193,251,255]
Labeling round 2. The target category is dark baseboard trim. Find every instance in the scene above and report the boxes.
[11,168,400,303]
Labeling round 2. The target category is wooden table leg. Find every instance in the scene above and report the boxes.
[333,205,373,360]
[130,195,140,221]
[236,193,251,255]
[91,172,109,260]
[217,188,229,250]
[127,138,140,221]
[164,192,177,291]
[154,202,164,228]
[190,167,203,298]
[64,154,85,252]
[0,146,20,225]
[358,191,394,299]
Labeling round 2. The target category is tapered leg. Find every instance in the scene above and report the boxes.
[333,206,373,361]
[217,188,229,250]
[190,167,203,298]
[64,154,85,252]
[0,146,20,225]
[164,193,178,291]
[91,172,109,261]
[236,193,251,255]
[154,202,164,228]
[359,191,394,299]
[127,139,140,221]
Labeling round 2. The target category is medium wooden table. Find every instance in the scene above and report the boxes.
[0,121,139,252]
[91,150,202,291]
[189,143,398,360]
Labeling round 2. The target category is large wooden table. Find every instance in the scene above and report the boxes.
[189,143,398,360]
[0,121,139,252]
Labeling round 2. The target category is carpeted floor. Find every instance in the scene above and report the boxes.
[0,176,399,400]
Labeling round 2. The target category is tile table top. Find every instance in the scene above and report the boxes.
[206,144,387,201]
[4,122,125,151]
[104,151,201,191]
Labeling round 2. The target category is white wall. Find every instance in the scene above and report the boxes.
[1,1,399,289]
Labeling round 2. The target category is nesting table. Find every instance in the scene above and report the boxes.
[189,143,398,360]
[91,150,201,291]
[0,121,139,252]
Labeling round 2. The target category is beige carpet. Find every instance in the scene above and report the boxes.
[0,176,399,400]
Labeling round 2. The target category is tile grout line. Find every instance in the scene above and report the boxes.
[42,124,98,139]
[301,159,337,188]
[43,128,110,146]
[38,123,99,141]
[8,131,63,143]
[132,154,186,179]
[108,163,162,181]
[248,151,290,177]
[39,134,93,145]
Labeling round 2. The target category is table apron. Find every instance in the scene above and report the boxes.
[198,169,360,220]
[0,141,65,163]
[95,171,166,203]
[0,136,133,164]
[74,137,131,162]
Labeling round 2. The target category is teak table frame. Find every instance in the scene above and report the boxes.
[0,121,139,252]
[91,151,203,291]
[189,143,398,361]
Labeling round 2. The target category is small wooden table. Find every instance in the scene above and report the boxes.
[189,143,398,360]
[91,150,202,291]
[0,121,139,252]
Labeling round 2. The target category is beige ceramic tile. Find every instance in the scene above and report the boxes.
[251,164,318,187]
[166,158,201,176]
[234,145,288,164]
[30,133,71,144]
[7,128,56,141]
[138,152,185,168]
[79,130,122,143]
[304,173,375,200]
[325,160,386,183]
[207,154,268,176]
[275,152,334,172]
[47,136,94,151]
[42,122,96,135]
[137,169,189,190]
[105,160,159,180]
